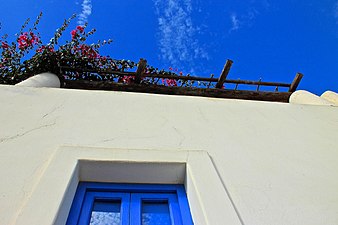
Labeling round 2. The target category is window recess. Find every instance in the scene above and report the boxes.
[66,182,194,225]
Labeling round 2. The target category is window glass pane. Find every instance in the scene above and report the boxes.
[141,201,171,225]
[90,200,121,225]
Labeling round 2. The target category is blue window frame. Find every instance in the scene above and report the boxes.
[66,182,194,225]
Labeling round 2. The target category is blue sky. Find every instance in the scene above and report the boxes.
[1,0,337,94]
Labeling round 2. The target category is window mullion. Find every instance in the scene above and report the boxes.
[130,193,142,225]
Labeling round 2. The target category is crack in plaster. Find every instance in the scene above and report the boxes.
[0,122,56,144]
[172,126,186,147]
[42,102,65,119]
[198,107,209,122]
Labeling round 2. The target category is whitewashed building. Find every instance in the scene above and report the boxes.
[0,73,337,225]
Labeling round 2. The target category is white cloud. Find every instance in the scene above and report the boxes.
[230,14,240,32]
[153,0,208,72]
[229,1,268,32]
[78,0,92,25]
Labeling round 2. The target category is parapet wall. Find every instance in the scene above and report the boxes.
[0,85,337,225]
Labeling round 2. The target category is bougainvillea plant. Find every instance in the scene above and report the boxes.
[0,13,113,84]
[0,13,206,87]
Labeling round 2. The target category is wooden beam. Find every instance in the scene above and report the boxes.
[60,66,132,76]
[145,73,218,82]
[225,79,290,87]
[61,66,219,82]
[216,59,233,88]
[289,73,303,92]
[60,66,290,88]
[135,58,147,84]
[63,80,291,103]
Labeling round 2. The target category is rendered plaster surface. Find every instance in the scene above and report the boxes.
[0,85,337,225]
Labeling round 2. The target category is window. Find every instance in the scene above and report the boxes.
[66,182,194,225]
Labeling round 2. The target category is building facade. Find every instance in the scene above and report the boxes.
[0,79,337,224]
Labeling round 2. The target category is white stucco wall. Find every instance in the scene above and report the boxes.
[0,85,337,225]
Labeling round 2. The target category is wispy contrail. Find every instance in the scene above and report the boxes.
[229,1,269,32]
[230,14,240,32]
[153,0,208,72]
[78,0,92,25]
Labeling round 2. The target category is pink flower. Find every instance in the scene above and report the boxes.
[167,79,177,86]
[76,44,99,59]
[162,78,177,86]
[119,76,134,84]
[71,29,77,39]
[30,32,39,43]
[18,33,29,49]
[71,26,84,39]
[36,46,44,53]
[36,46,54,53]
[76,26,84,33]
[1,42,9,49]
[17,32,38,50]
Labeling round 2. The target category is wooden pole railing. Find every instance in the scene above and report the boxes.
[135,58,147,84]
[289,73,303,92]
[216,59,233,88]
[59,58,303,93]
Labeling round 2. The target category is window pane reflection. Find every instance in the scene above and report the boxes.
[141,201,171,225]
[90,200,121,225]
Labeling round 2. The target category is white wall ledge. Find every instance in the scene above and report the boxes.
[321,91,338,106]
[15,72,60,88]
[290,90,334,106]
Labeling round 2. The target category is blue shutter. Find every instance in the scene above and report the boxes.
[66,182,194,225]
[78,192,130,225]
[130,193,183,225]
